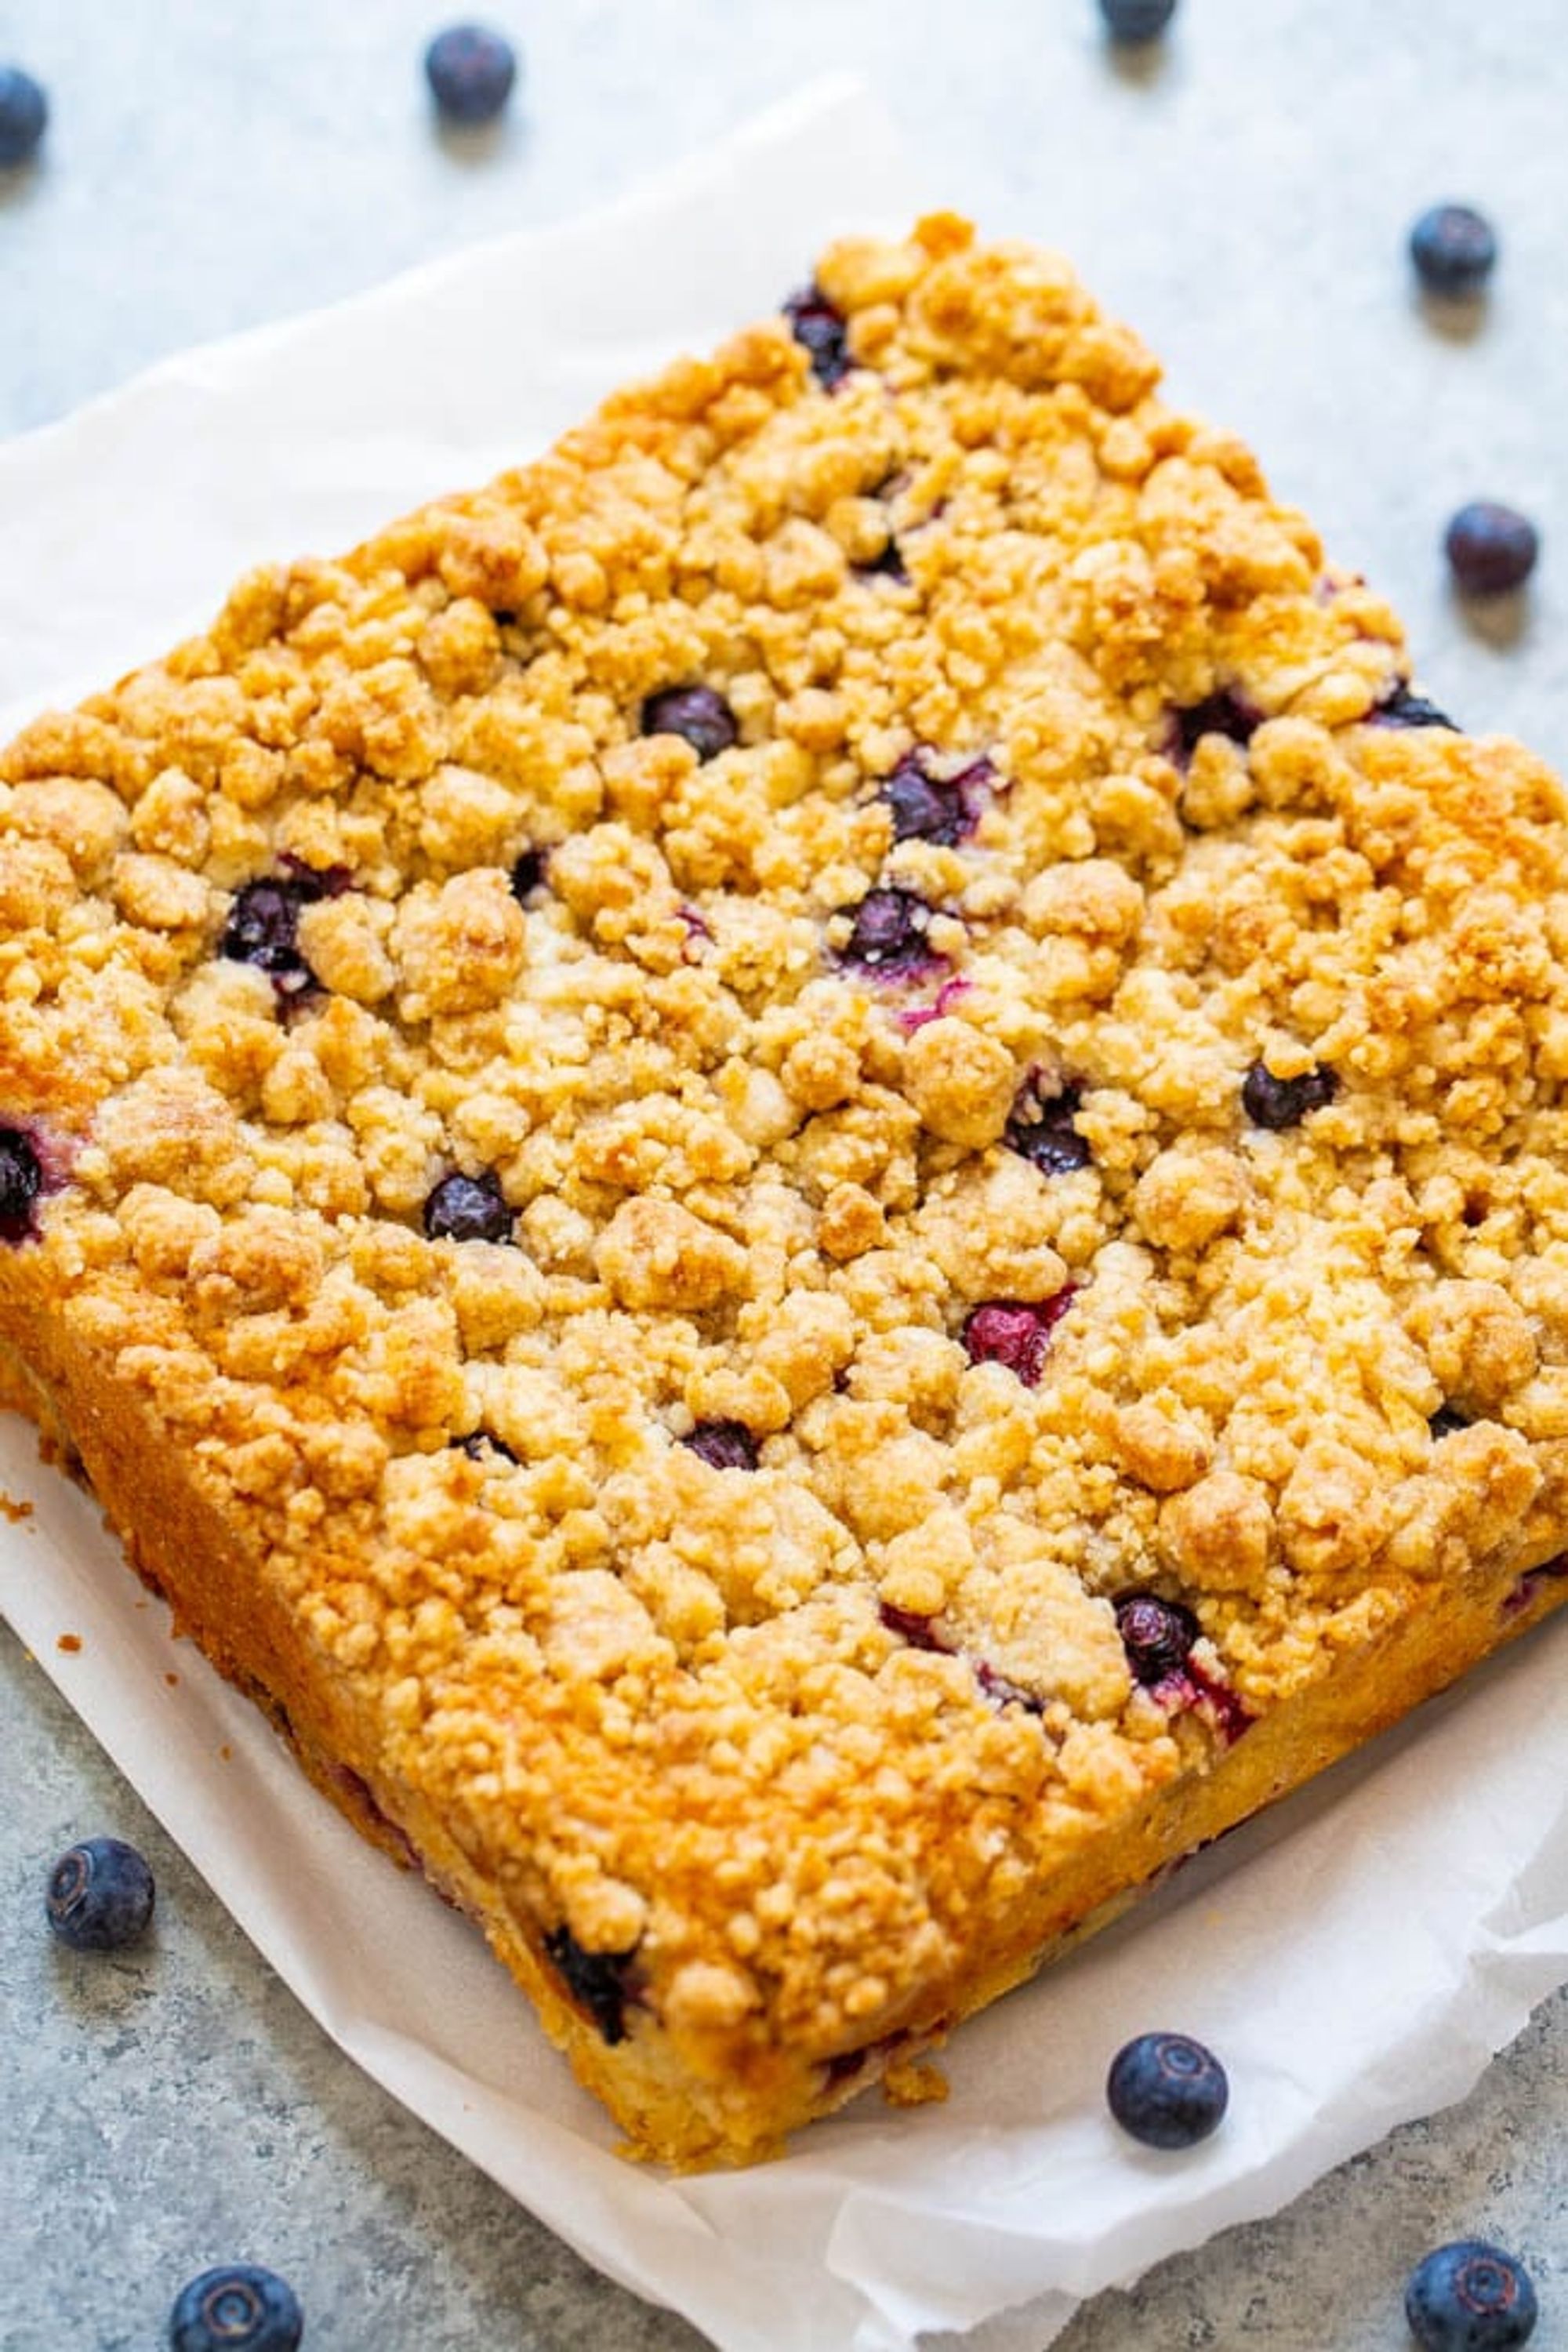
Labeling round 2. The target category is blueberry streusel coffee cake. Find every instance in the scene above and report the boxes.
[3,214,1566,2166]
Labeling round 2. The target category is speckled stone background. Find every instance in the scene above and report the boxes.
[4,3,1568,2347]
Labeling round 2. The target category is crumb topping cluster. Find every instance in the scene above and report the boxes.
[4,214,1567,2078]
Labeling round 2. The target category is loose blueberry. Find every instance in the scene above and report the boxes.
[682,1419,760,1472]
[1099,0,1178,41]
[1115,1592,1200,1686]
[1446,502,1540,597]
[641,684,739,762]
[0,66,46,167]
[836,885,937,976]
[169,2263,303,2352]
[0,1125,43,1240]
[423,1169,512,1244]
[1172,690,1261,760]
[46,1836,155,1951]
[1004,1080,1093,1176]
[509,846,544,901]
[543,1924,637,2045]
[1410,203,1498,298]
[1370,681,1460,731]
[1405,2241,1538,2352]
[783,285,853,390]
[1241,1060,1338,1131]
[1106,2031,1229,2149]
[962,1293,1073,1388]
[1430,1403,1473,1439]
[423,22,518,123]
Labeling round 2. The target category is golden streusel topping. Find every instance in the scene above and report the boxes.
[4,214,1566,2063]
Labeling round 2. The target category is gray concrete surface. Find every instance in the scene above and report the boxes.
[4,2,1568,2346]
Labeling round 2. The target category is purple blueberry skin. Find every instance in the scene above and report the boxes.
[169,2264,304,2352]
[1410,203,1497,298]
[1370,681,1459,731]
[1241,1060,1338,1131]
[1106,2031,1229,2150]
[1446,502,1540,597]
[884,756,960,845]
[641,685,739,762]
[1172,690,1261,760]
[423,23,518,123]
[857,537,909,584]
[682,1419,760,1472]
[1004,1083,1092,1176]
[451,1428,520,1465]
[221,866,343,1000]
[0,1124,43,1240]
[0,65,46,167]
[837,885,936,975]
[1404,2241,1537,2352]
[423,1168,513,1244]
[877,1600,949,1653]
[962,1296,1073,1388]
[1115,1592,1200,1685]
[510,846,545,900]
[46,1837,155,1951]
[782,286,853,389]
[1099,0,1178,37]
[881,752,993,846]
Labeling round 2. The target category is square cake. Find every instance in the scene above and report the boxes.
[4,213,1567,2166]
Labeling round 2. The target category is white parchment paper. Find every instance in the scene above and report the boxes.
[3,77,1568,2352]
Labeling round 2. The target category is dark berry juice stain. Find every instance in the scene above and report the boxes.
[881,750,995,846]
[1502,1553,1568,1621]
[835,885,943,980]
[782,285,852,389]
[877,1601,948,1652]
[1369,681,1459,731]
[682,1419,760,1471]
[974,1658,1044,1715]
[543,1925,640,2045]
[1004,1077,1092,1177]
[1241,1060,1338,1131]
[1181,1657,1254,1743]
[423,1169,514,1244]
[1170,691,1262,764]
[640,685,739,762]
[326,1765,422,1871]
[895,975,973,1036]
[221,863,347,1003]
[961,1292,1075,1388]
[0,1126,44,1243]
[877,1604,1044,1718]
[1115,1592,1200,1685]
